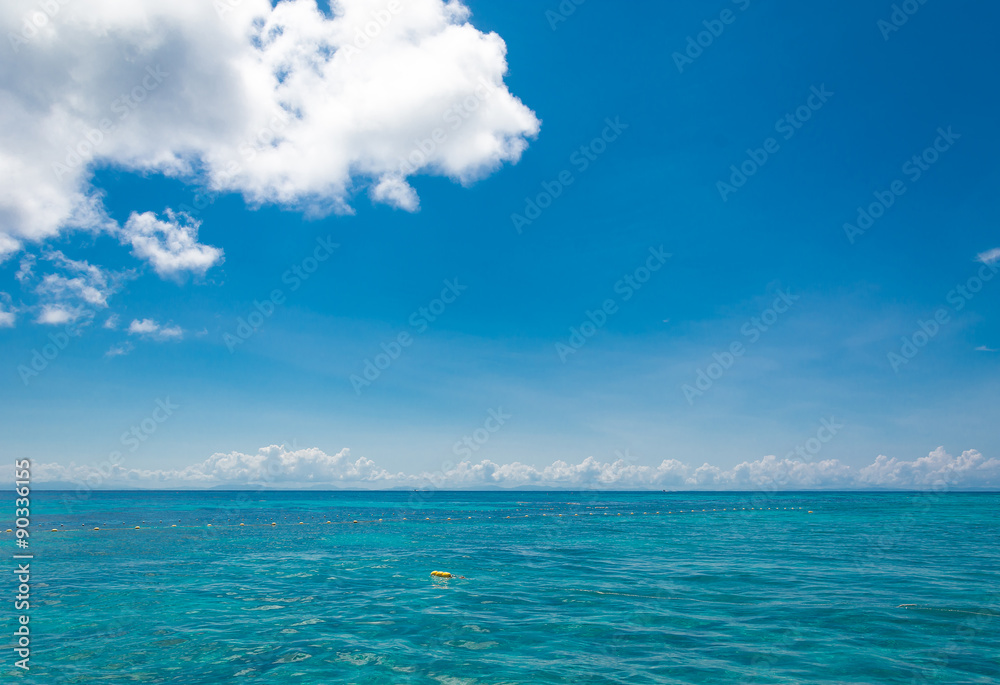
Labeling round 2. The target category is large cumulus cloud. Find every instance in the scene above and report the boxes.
[0,0,539,258]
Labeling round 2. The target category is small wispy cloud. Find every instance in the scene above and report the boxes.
[977,247,1000,265]
[15,256,34,283]
[27,252,134,329]
[104,314,120,330]
[128,318,183,341]
[975,345,997,352]
[38,251,131,308]
[0,291,14,327]
[105,342,134,358]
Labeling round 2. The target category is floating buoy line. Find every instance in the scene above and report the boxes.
[2,507,811,535]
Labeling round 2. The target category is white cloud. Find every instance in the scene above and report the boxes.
[0,0,539,251]
[104,314,120,329]
[177,445,399,484]
[0,303,14,327]
[36,304,86,326]
[856,447,1000,489]
[0,233,20,262]
[28,252,131,326]
[121,210,224,279]
[104,341,135,358]
[127,318,183,341]
[370,175,420,212]
[975,345,997,352]
[25,445,1000,490]
[36,252,120,307]
[977,247,1000,265]
[15,255,34,283]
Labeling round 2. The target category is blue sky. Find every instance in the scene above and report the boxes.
[1,0,998,488]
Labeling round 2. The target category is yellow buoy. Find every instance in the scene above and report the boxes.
[135,526,140,529]
[51,529,58,532]
[94,527,100,530]
[430,571,453,578]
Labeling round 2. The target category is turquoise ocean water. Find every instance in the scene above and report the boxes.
[5,491,999,683]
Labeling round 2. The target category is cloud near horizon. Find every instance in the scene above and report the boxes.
[26,445,1000,490]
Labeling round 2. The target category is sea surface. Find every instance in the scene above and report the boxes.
[5,491,999,684]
